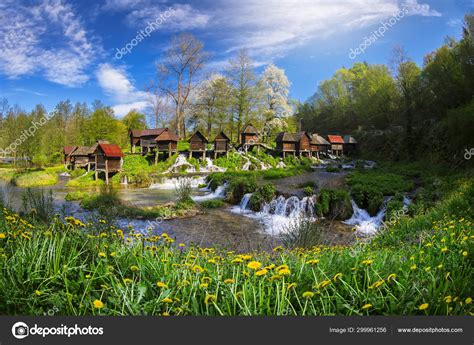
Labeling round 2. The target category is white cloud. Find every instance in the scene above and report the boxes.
[96,63,149,117]
[446,18,462,27]
[0,0,99,87]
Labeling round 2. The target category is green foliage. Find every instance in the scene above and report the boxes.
[66,171,104,188]
[281,219,327,248]
[20,188,54,223]
[316,189,353,220]
[227,175,258,204]
[248,183,276,211]
[347,170,414,215]
[199,199,225,209]
[326,166,340,173]
[11,169,58,187]
[177,141,190,151]
[64,191,90,201]
[69,168,87,179]
[31,154,48,168]
[385,194,405,220]
[303,186,314,196]
[174,178,193,204]
[118,155,152,185]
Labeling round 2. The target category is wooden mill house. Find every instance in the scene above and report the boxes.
[94,143,125,185]
[310,134,330,158]
[188,130,208,159]
[327,135,345,157]
[343,135,358,156]
[275,132,297,158]
[129,128,178,162]
[213,131,231,158]
[240,124,259,152]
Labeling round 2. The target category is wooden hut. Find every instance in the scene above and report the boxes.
[343,135,358,156]
[129,129,165,154]
[63,146,77,169]
[154,128,179,161]
[69,146,95,171]
[240,124,259,151]
[327,135,345,157]
[275,132,297,158]
[188,130,208,159]
[94,143,124,185]
[213,131,231,158]
[310,134,330,158]
[295,132,312,157]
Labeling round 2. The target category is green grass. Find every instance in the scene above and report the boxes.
[64,191,91,201]
[199,200,225,209]
[0,177,472,315]
[66,172,104,188]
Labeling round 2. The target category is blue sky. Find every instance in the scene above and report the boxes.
[0,0,472,117]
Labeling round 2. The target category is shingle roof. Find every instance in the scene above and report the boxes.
[214,131,230,141]
[295,131,311,141]
[276,132,297,142]
[98,144,124,158]
[130,128,166,137]
[242,124,258,134]
[327,135,345,144]
[188,130,208,143]
[155,129,179,142]
[310,134,330,146]
[70,146,93,156]
[343,135,357,144]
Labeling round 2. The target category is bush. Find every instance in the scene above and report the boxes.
[66,172,104,188]
[248,183,276,211]
[65,191,90,201]
[227,175,257,204]
[280,218,327,248]
[316,189,353,220]
[31,154,48,168]
[70,168,87,179]
[303,186,314,196]
[199,199,225,208]
[174,178,193,203]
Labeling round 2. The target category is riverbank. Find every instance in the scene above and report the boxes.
[0,170,472,315]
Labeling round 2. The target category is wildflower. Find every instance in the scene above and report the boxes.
[278,268,291,275]
[362,303,372,310]
[319,280,331,289]
[425,267,431,272]
[466,298,472,304]
[204,294,217,305]
[179,243,185,247]
[98,252,106,258]
[302,291,314,299]
[307,259,320,265]
[369,280,384,289]
[35,290,42,296]
[441,247,448,253]
[273,246,283,252]
[162,312,170,316]
[418,303,429,311]
[199,283,208,289]
[410,264,417,270]
[224,279,235,284]
[444,296,452,303]
[123,278,133,284]
[255,269,268,277]
[247,261,261,270]
[0,233,6,239]
[361,259,373,266]
[162,297,173,303]
[270,275,282,281]
[93,300,104,309]
[387,273,396,281]
[191,265,204,273]
[462,251,468,257]
[287,283,297,289]
[241,255,252,261]
[156,282,168,288]
[85,274,91,279]
[333,273,343,281]
[231,258,243,264]
[130,265,139,272]
[437,264,443,269]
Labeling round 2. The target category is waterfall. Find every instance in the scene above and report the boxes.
[231,194,316,234]
[121,175,128,185]
[164,154,196,174]
[200,158,227,173]
[149,176,206,190]
[192,183,228,201]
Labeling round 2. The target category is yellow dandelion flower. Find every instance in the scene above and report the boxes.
[333,273,343,281]
[130,265,139,272]
[418,303,429,310]
[362,303,372,310]
[276,264,289,271]
[361,259,374,266]
[85,274,91,279]
[411,264,417,270]
[247,261,261,270]
[199,283,208,289]
[302,291,314,299]
[98,252,106,258]
[270,275,282,280]
[231,258,243,264]
[278,268,291,275]
[307,259,320,265]
[35,290,42,296]
[319,280,331,288]
[0,233,6,239]
[156,282,168,288]
[466,297,472,304]
[224,278,235,284]
[425,267,431,272]
[462,251,468,257]
[192,265,204,273]
[255,269,268,276]
[123,278,133,284]
[162,297,173,303]
[287,283,297,289]
[441,247,448,253]
[204,294,217,305]
[444,296,452,303]
[93,299,104,309]
[387,273,397,281]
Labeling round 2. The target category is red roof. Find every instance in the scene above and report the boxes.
[64,146,77,155]
[98,144,124,158]
[327,135,344,144]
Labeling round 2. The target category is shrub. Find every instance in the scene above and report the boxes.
[316,189,353,220]
[70,168,87,179]
[227,175,257,204]
[280,218,327,248]
[199,199,225,208]
[65,191,90,201]
[175,177,193,203]
[303,186,314,196]
[248,183,276,211]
